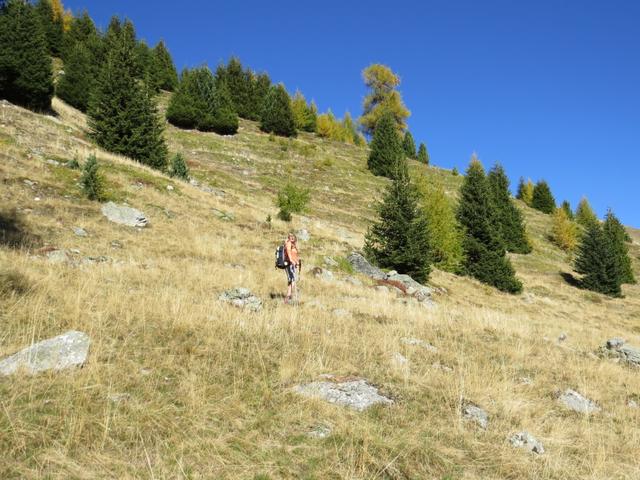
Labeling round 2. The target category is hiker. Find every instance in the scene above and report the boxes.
[284,233,301,303]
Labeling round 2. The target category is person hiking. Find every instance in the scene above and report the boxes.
[284,233,301,304]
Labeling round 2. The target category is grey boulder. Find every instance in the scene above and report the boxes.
[0,330,90,376]
[509,431,545,454]
[294,379,393,411]
[558,389,600,414]
[462,401,489,429]
[219,288,262,312]
[101,202,148,228]
[347,252,386,280]
[604,338,640,367]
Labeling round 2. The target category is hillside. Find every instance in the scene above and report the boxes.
[1,96,640,479]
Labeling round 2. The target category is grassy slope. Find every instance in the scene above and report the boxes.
[1,95,639,479]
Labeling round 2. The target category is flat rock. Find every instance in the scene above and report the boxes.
[0,331,90,376]
[73,227,88,237]
[509,431,545,454]
[101,202,148,228]
[558,389,600,414]
[347,252,386,280]
[400,337,438,353]
[604,338,640,367]
[294,379,393,411]
[462,401,488,429]
[218,288,262,312]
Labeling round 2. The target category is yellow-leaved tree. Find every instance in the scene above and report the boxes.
[551,207,579,251]
[359,64,410,136]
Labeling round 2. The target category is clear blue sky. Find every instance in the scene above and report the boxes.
[64,0,640,227]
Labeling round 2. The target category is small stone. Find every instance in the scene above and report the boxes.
[345,276,362,286]
[140,368,152,376]
[294,379,393,411]
[46,159,61,166]
[0,331,90,376]
[219,288,262,312]
[558,332,567,342]
[23,179,36,187]
[296,229,310,242]
[400,337,438,353]
[166,185,174,191]
[628,399,638,408]
[347,252,386,280]
[73,227,88,237]
[558,389,600,414]
[606,337,626,349]
[34,197,41,202]
[47,249,71,264]
[308,425,332,439]
[432,362,453,372]
[332,308,349,318]
[604,338,640,367]
[323,256,338,267]
[462,401,489,429]
[509,431,545,454]
[110,240,123,249]
[519,377,533,385]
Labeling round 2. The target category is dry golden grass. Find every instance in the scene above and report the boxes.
[1,98,639,479]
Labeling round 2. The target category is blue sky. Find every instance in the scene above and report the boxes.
[63,0,640,226]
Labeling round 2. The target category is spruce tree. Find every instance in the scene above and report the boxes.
[80,154,104,201]
[516,177,534,206]
[224,57,253,118]
[603,210,636,284]
[35,0,63,56]
[56,41,93,111]
[169,153,189,180]
[209,79,238,135]
[150,40,178,91]
[531,180,556,214]
[561,200,574,220]
[365,159,432,283]
[166,69,200,129]
[417,142,429,165]
[0,0,53,111]
[260,84,296,137]
[252,72,271,119]
[574,220,622,297]
[61,11,98,61]
[89,20,167,169]
[367,111,404,178]
[457,158,522,293]
[487,164,531,254]
[403,131,417,158]
[575,197,598,227]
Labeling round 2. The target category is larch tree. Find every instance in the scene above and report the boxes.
[516,177,534,206]
[359,63,410,136]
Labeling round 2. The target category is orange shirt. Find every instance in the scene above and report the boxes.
[285,240,299,265]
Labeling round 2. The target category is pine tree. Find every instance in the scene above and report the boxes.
[80,154,104,201]
[35,0,63,56]
[516,177,534,206]
[561,200,574,220]
[603,210,636,284]
[403,131,417,158]
[260,84,296,137]
[574,221,622,297]
[0,0,53,111]
[365,159,432,283]
[367,111,404,178]
[56,41,93,111]
[531,180,556,214]
[417,142,429,165]
[89,20,167,169]
[487,164,531,254]
[150,40,178,91]
[575,197,598,228]
[457,158,522,293]
[169,153,189,180]
[551,207,579,251]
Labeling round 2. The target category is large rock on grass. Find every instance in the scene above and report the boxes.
[101,202,148,228]
[0,331,90,376]
[294,378,393,411]
[219,288,262,312]
[603,338,640,368]
[347,252,386,280]
[558,389,600,414]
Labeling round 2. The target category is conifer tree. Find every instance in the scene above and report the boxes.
[165,69,200,129]
[35,0,63,56]
[0,0,53,111]
[365,158,432,283]
[208,79,238,135]
[56,41,93,111]
[574,221,622,297]
[61,10,97,60]
[403,131,417,158]
[516,177,534,206]
[575,197,598,227]
[487,164,532,254]
[150,40,178,91]
[169,153,189,180]
[80,154,104,201]
[417,142,429,165]
[561,200,574,220]
[223,57,254,119]
[133,40,153,82]
[603,210,636,284]
[89,20,167,169]
[551,207,579,251]
[260,84,296,137]
[367,111,404,178]
[457,158,522,293]
[531,180,556,214]
[251,72,271,119]
[360,63,410,135]
[291,90,317,132]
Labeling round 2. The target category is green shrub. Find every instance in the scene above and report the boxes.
[80,154,105,201]
[276,182,310,222]
[169,153,189,180]
[66,156,80,169]
[452,167,459,176]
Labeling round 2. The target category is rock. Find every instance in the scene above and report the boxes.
[392,352,408,366]
[628,399,638,409]
[110,240,123,249]
[218,288,262,312]
[312,267,334,281]
[73,227,88,237]
[386,272,434,302]
[46,159,61,166]
[308,425,332,439]
[604,338,640,367]
[212,208,235,221]
[345,276,362,286]
[400,337,438,353]
[101,202,148,228]
[293,379,393,411]
[296,229,310,242]
[82,256,110,265]
[323,256,338,267]
[23,179,37,187]
[332,308,349,318]
[558,389,600,414]
[462,401,489,429]
[47,249,71,264]
[166,185,174,191]
[509,431,545,454]
[0,331,90,376]
[558,332,567,342]
[347,252,386,280]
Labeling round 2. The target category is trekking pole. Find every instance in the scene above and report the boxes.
[297,259,302,305]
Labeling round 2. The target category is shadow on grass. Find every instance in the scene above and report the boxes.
[560,271,581,288]
[0,208,40,250]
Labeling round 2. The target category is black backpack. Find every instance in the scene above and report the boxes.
[275,244,287,269]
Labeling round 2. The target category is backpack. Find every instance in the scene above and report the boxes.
[275,244,287,269]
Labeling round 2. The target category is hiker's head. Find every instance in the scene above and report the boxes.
[287,233,297,244]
